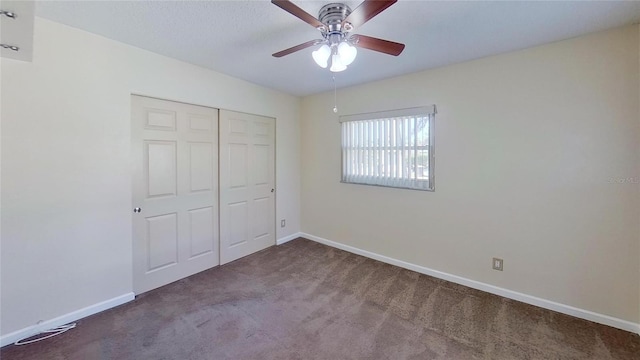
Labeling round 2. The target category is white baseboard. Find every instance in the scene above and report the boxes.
[0,292,135,347]
[300,232,640,335]
[276,232,303,245]
[2,236,637,347]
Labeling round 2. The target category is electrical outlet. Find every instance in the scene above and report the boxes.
[281,219,286,228]
[492,258,503,271]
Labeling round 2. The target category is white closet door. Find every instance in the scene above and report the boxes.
[219,110,275,264]
[132,95,219,294]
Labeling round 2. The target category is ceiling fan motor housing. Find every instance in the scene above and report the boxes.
[319,3,352,34]
[270,0,404,58]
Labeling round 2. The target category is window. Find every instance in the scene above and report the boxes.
[340,106,435,191]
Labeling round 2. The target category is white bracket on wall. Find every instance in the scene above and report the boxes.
[1,1,34,62]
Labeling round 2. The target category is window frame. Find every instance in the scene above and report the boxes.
[339,106,436,192]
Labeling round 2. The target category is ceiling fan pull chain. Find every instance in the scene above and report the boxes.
[333,76,338,113]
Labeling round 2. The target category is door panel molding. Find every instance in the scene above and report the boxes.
[132,95,219,294]
[219,110,276,264]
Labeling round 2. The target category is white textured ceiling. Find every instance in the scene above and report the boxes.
[36,0,640,96]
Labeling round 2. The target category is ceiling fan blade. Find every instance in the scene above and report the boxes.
[343,0,397,29]
[351,35,405,56]
[272,0,324,29]
[272,40,321,58]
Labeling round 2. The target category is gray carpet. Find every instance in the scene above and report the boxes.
[2,238,639,359]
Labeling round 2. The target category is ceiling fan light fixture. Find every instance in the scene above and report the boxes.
[312,44,331,68]
[330,54,347,72]
[272,0,405,71]
[337,41,357,66]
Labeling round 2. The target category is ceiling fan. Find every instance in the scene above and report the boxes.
[272,0,405,72]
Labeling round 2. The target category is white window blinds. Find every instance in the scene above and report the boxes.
[340,106,435,191]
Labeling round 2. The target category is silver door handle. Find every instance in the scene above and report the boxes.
[133,207,142,213]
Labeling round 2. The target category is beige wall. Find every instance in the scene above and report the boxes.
[0,18,301,335]
[301,25,640,323]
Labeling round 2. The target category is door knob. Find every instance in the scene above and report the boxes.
[271,189,274,193]
[133,207,142,213]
